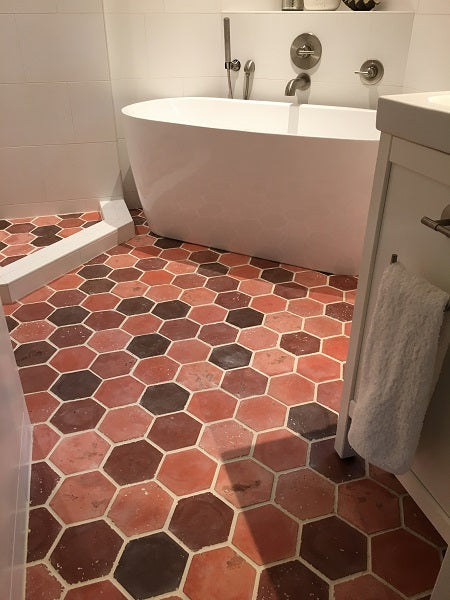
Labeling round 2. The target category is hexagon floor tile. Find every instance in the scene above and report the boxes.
[10,209,445,600]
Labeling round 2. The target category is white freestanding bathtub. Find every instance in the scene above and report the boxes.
[122,98,380,275]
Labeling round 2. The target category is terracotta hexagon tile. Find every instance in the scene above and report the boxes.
[288,297,324,317]
[368,464,406,494]
[300,516,367,580]
[27,507,62,562]
[49,324,92,348]
[103,440,162,485]
[64,580,127,599]
[309,285,343,304]
[176,361,222,391]
[187,389,238,422]
[91,350,137,379]
[215,459,273,508]
[334,574,403,600]
[50,346,96,372]
[222,367,268,399]
[268,373,315,406]
[302,315,342,338]
[25,391,59,424]
[157,448,217,495]
[250,294,287,313]
[122,313,162,335]
[13,302,53,322]
[264,311,303,333]
[237,326,278,351]
[30,462,60,507]
[133,356,179,385]
[317,380,343,412]
[310,437,365,483]
[115,533,188,599]
[371,529,441,596]
[99,405,153,442]
[326,302,354,322]
[329,274,358,291]
[322,335,349,361]
[276,468,335,520]
[113,280,149,298]
[84,310,125,331]
[252,349,295,376]
[49,431,109,475]
[50,399,105,434]
[239,278,273,297]
[402,496,446,547]
[50,520,123,584]
[12,320,56,344]
[32,423,60,461]
[94,375,145,408]
[233,505,298,565]
[184,546,255,600]
[26,564,63,600]
[257,560,329,600]
[167,338,210,363]
[50,471,116,524]
[297,354,341,383]
[200,420,253,460]
[180,287,216,305]
[294,270,327,287]
[236,395,286,432]
[81,292,120,311]
[87,329,132,353]
[108,481,172,536]
[169,492,234,551]
[141,269,173,286]
[253,429,307,471]
[198,322,238,345]
[159,317,200,341]
[20,364,59,394]
[188,304,227,324]
[148,412,202,451]
[338,479,400,534]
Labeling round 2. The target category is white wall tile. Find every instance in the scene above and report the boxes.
[221,0,278,10]
[165,0,222,12]
[0,16,24,82]
[403,14,450,92]
[16,14,109,81]
[417,0,450,13]
[57,0,103,12]
[68,81,116,142]
[0,0,58,12]
[39,142,122,200]
[182,76,228,97]
[0,83,74,146]
[103,0,164,12]
[0,147,47,205]
[368,13,414,85]
[104,13,148,79]
[145,13,223,78]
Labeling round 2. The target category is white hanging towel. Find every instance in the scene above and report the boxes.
[348,261,449,475]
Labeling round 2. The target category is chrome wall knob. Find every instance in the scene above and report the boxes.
[355,60,384,85]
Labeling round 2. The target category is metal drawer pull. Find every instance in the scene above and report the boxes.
[421,216,450,239]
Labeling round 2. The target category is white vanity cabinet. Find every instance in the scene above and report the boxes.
[336,92,450,600]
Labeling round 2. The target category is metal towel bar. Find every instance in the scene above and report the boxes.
[390,254,450,312]
[421,216,450,239]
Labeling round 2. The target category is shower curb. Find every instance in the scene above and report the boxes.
[0,198,134,303]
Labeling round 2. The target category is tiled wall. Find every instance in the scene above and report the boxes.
[103,0,415,205]
[403,0,450,93]
[0,0,122,217]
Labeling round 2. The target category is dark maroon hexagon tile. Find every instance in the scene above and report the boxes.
[48,306,89,326]
[226,308,264,328]
[50,520,123,584]
[115,533,188,599]
[27,507,62,562]
[140,383,190,415]
[261,267,294,284]
[33,225,61,236]
[19,364,58,394]
[329,274,358,291]
[135,257,167,271]
[169,492,234,551]
[48,289,86,307]
[190,249,219,263]
[309,437,366,483]
[402,496,446,547]
[251,257,278,269]
[14,341,56,367]
[103,440,163,485]
[7,222,35,233]
[116,297,154,316]
[84,310,125,331]
[51,370,101,401]
[152,300,190,320]
[50,399,105,434]
[49,324,92,348]
[159,318,200,341]
[273,282,307,300]
[257,560,329,600]
[300,515,367,580]
[288,403,338,440]
[0,219,10,229]
[148,412,202,451]
[222,367,268,398]
[197,262,229,277]
[326,302,354,322]
[154,237,182,249]
[280,331,320,356]
[77,264,112,279]
[30,462,60,507]
[215,291,250,310]
[80,278,114,295]
[127,333,171,358]
[205,275,239,292]
[32,235,61,247]
[198,322,238,346]
[209,344,252,370]
[108,267,142,283]
[13,302,53,322]
[6,315,19,333]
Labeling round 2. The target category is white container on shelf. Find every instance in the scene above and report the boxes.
[304,0,341,9]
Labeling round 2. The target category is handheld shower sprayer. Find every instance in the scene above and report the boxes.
[223,17,240,99]
[243,60,255,100]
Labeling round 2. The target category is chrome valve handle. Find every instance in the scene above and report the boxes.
[355,60,384,85]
